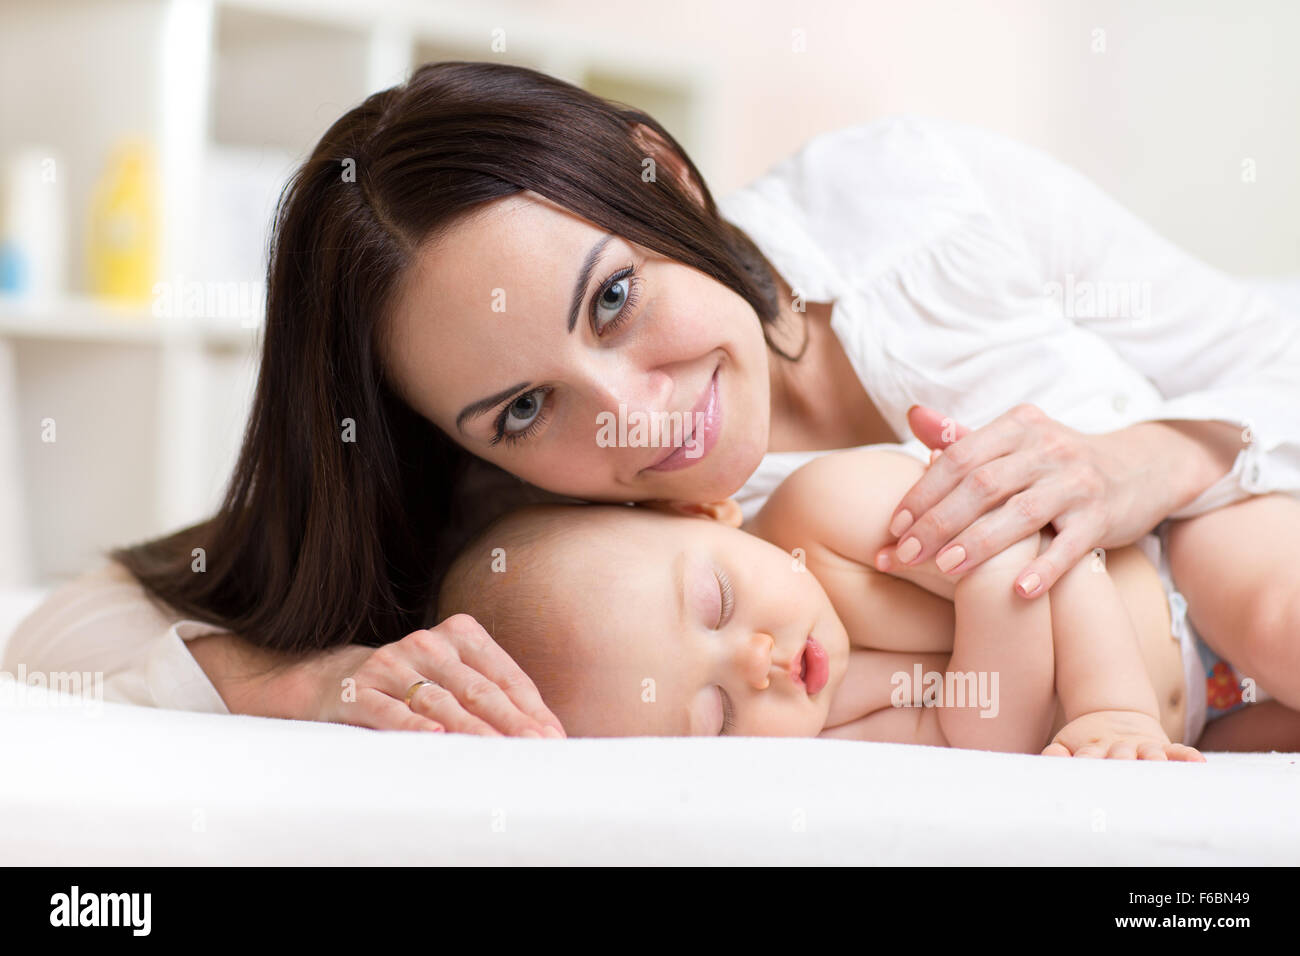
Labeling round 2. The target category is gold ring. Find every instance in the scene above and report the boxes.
[404,679,435,708]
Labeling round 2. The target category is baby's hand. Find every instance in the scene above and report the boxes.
[1042,710,1206,762]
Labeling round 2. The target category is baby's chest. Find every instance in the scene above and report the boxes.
[839,647,952,718]
[812,557,960,732]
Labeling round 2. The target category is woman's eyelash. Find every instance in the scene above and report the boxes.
[591,264,642,335]
[718,687,736,736]
[490,388,551,446]
[715,568,735,629]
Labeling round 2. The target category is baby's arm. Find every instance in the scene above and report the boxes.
[942,531,1056,752]
[1042,549,1204,760]
[754,448,1056,752]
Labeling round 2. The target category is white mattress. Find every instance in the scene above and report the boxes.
[1,681,1297,865]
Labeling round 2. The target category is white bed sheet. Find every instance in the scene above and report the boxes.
[1,682,1297,865]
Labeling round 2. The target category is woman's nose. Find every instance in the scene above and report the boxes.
[735,632,776,690]
[586,363,674,416]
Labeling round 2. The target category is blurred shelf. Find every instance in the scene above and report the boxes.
[0,295,259,349]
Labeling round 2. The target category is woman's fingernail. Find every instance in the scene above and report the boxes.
[936,546,965,573]
[1017,572,1041,596]
[542,726,564,739]
[889,510,913,537]
[875,550,892,572]
[522,729,542,739]
[896,537,921,563]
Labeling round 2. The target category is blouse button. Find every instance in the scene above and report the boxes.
[1250,463,1261,485]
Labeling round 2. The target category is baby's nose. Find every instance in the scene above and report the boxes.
[739,632,776,690]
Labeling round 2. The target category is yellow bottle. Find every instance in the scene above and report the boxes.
[88,140,158,306]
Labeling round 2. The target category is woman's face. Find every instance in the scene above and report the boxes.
[383,191,774,504]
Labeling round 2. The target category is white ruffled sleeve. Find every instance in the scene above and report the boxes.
[931,117,1300,518]
[1,561,230,714]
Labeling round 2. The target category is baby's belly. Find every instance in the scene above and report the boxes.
[1045,544,1187,743]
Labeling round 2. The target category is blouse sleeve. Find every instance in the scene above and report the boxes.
[930,117,1300,519]
[2,560,230,713]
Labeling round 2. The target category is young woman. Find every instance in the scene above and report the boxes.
[8,61,1299,740]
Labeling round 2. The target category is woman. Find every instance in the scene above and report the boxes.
[9,62,1299,737]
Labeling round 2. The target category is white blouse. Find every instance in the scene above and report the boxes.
[6,115,1298,713]
[723,115,1300,520]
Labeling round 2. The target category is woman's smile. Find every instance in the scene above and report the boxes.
[646,366,722,472]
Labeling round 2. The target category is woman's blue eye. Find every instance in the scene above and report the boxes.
[503,392,543,433]
[591,266,641,335]
[490,386,554,446]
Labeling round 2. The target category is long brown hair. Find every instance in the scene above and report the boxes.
[114,60,785,654]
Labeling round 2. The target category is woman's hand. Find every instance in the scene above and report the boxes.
[287,615,566,737]
[875,404,1243,598]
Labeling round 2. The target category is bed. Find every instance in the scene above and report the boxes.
[2,590,1298,866]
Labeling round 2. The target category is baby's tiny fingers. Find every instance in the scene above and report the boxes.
[1041,742,1071,757]
[1107,740,1138,760]
[1167,744,1206,763]
[1136,742,1169,760]
[874,545,896,572]
[1072,743,1107,759]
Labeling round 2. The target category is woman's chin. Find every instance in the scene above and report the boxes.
[699,431,769,501]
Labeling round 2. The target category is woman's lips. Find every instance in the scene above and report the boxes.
[647,368,721,472]
[801,636,829,696]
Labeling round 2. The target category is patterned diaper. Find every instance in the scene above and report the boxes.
[1136,525,1255,744]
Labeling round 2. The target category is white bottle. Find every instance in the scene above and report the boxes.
[0,147,67,303]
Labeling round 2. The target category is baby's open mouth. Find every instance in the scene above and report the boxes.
[800,636,829,696]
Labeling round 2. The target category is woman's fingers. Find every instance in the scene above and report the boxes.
[890,418,1028,564]
[438,614,566,737]
[398,618,563,737]
[921,477,1065,576]
[889,403,1029,554]
[351,687,448,733]
[404,679,506,736]
[906,404,971,450]
[1009,510,1101,597]
[901,455,1044,569]
[328,616,567,737]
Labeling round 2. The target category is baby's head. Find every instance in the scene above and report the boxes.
[436,501,850,737]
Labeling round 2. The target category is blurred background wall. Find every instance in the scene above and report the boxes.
[0,0,1296,587]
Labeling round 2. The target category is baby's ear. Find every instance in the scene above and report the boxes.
[643,499,743,528]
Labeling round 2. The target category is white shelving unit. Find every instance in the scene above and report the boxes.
[0,0,716,584]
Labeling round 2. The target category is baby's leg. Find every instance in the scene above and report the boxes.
[1165,493,1300,709]
[1196,700,1300,752]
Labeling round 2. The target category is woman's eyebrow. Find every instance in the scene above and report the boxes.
[567,232,614,332]
[455,381,530,434]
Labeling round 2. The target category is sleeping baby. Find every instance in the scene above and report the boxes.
[436,446,1246,757]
